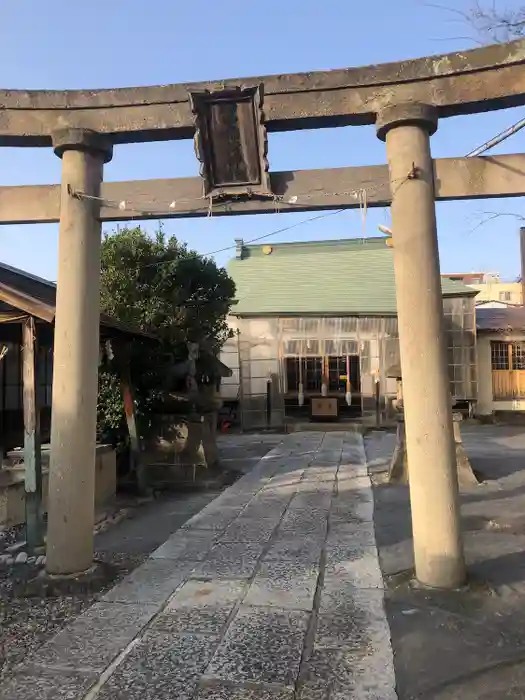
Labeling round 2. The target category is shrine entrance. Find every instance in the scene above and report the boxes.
[2,39,525,588]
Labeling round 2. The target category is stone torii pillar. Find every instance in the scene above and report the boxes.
[46,129,113,576]
[376,104,466,589]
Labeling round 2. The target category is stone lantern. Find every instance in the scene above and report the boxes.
[386,364,480,487]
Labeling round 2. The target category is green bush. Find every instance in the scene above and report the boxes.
[97,224,235,450]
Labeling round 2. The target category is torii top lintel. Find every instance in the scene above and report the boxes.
[2,40,525,147]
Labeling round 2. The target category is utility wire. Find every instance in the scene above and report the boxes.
[84,109,525,274]
[139,208,347,269]
[466,115,525,157]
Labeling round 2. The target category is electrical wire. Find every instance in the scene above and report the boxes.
[72,112,525,272]
[71,176,410,271]
[139,208,347,269]
[466,115,525,157]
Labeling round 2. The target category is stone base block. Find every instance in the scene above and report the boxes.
[0,444,116,527]
[388,420,481,489]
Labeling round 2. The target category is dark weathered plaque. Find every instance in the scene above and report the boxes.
[190,84,272,200]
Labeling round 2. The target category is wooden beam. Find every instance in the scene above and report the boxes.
[121,376,147,495]
[0,41,525,144]
[112,342,147,495]
[22,316,44,553]
[0,154,524,225]
[0,280,56,322]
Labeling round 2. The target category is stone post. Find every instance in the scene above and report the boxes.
[46,129,112,576]
[376,103,466,589]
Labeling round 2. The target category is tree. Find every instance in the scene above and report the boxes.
[100,224,235,350]
[449,1,525,43]
[434,2,525,43]
[97,224,236,449]
[432,3,525,228]
[468,1,525,42]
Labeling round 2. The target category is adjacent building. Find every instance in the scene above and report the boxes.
[441,271,496,285]
[221,238,478,429]
[442,271,522,307]
[470,281,522,307]
[476,306,525,415]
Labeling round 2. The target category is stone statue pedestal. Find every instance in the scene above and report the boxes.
[388,418,407,483]
[388,412,481,488]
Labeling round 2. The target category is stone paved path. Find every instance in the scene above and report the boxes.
[1,431,396,700]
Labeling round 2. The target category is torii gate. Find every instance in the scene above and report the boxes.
[3,39,525,588]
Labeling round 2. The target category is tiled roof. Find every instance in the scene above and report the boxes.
[228,238,474,316]
[476,306,525,332]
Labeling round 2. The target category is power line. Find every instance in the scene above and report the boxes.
[73,184,384,271]
[85,109,525,275]
[466,115,525,157]
[139,208,347,270]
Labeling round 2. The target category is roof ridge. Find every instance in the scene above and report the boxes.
[243,236,387,250]
[0,261,56,288]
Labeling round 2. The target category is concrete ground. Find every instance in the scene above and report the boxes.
[368,424,525,700]
[2,425,525,699]
[0,431,395,700]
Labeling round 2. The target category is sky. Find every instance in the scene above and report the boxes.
[0,0,524,281]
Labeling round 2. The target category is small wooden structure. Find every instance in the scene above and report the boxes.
[0,262,154,548]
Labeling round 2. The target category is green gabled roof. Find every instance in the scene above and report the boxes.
[227,237,475,316]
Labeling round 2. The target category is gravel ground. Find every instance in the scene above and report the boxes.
[0,504,151,679]
[0,434,279,681]
[0,550,148,679]
[0,524,25,553]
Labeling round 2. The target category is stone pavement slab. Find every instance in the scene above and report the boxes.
[102,558,191,604]
[316,586,389,647]
[1,668,97,700]
[194,685,294,700]
[220,516,280,543]
[0,430,396,700]
[23,601,157,673]
[96,631,217,700]
[150,579,245,636]
[182,506,245,532]
[240,496,292,520]
[244,560,319,611]
[300,644,397,700]
[277,505,328,537]
[191,541,266,579]
[150,530,217,561]
[204,606,309,686]
[263,535,324,566]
